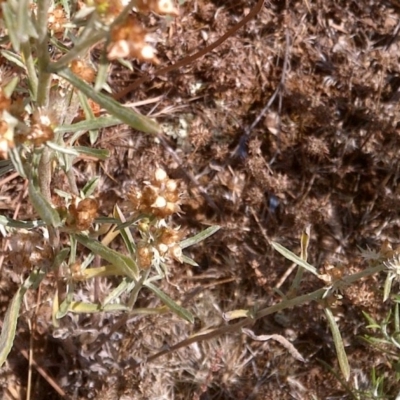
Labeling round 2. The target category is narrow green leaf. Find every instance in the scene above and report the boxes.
[46,141,80,156]
[145,282,194,323]
[127,270,148,309]
[2,3,20,51]
[52,248,70,270]
[362,311,379,329]
[0,50,25,70]
[54,116,123,135]
[0,286,24,367]
[271,241,319,277]
[103,278,133,305]
[55,250,75,319]
[324,307,350,381]
[69,302,128,313]
[0,268,46,367]
[56,68,160,134]
[383,273,395,302]
[28,180,62,227]
[76,234,139,279]
[179,226,221,249]
[75,146,109,160]
[114,205,136,257]
[81,176,100,197]
[94,58,110,92]
[223,309,252,321]
[17,0,32,44]
[0,159,14,177]
[77,91,99,144]
[56,290,73,319]
[290,225,312,294]
[3,76,19,98]
[395,303,400,332]
[80,265,125,279]
[181,254,199,267]
[0,216,44,229]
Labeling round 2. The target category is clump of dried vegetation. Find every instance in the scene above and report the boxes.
[1,0,400,399]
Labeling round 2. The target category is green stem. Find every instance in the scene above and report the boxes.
[36,0,51,107]
[20,41,38,100]
[38,146,52,201]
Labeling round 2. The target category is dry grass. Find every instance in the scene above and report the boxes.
[1,0,400,398]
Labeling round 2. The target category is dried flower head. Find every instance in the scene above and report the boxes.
[107,16,159,63]
[137,243,153,269]
[128,168,181,218]
[0,110,18,159]
[0,87,11,113]
[48,5,68,34]
[0,120,12,159]
[27,109,54,146]
[384,253,400,280]
[134,0,179,16]
[67,197,98,231]
[70,262,86,281]
[70,60,96,83]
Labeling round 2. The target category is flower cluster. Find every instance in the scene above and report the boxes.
[127,168,183,269]
[105,0,178,63]
[383,253,400,281]
[128,168,181,218]
[64,197,99,231]
[107,15,159,63]
[26,109,55,147]
[70,60,96,83]
[134,0,179,16]
[137,225,183,269]
[47,5,68,35]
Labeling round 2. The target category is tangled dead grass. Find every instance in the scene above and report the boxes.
[2,0,400,398]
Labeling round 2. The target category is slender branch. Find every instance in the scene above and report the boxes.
[140,263,386,366]
[36,0,51,107]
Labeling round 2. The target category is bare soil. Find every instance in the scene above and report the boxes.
[2,0,400,399]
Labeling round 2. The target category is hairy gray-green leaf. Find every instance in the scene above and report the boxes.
[179,226,221,249]
[271,241,319,277]
[56,68,160,134]
[0,159,14,177]
[325,307,350,381]
[76,234,139,279]
[1,50,25,70]
[145,282,194,323]
[54,116,122,135]
[383,273,395,303]
[2,3,20,51]
[81,176,100,197]
[46,141,80,156]
[77,91,99,144]
[0,268,46,367]
[0,215,44,229]
[75,146,109,160]
[181,254,199,267]
[28,180,61,227]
